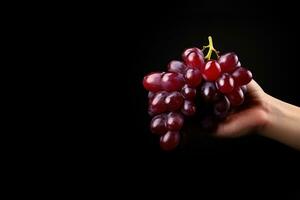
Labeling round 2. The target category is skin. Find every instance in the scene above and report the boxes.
[215,80,300,150]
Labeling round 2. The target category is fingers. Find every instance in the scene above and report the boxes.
[215,108,267,138]
[213,80,268,138]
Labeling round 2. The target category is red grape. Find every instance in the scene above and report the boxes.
[201,60,222,81]
[231,67,253,86]
[182,48,205,70]
[168,60,187,74]
[200,81,220,102]
[215,73,235,94]
[149,91,167,114]
[166,112,184,131]
[218,52,239,73]
[181,100,196,116]
[181,84,196,100]
[226,87,244,106]
[165,91,184,111]
[160,131,180,151]
[143,72,163,92]
[150,114,167,134]
[185,68,202,87]
[161,72,185,92]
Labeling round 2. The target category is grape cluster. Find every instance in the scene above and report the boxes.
[200,52,252,119]
[143,36,253,151]
[143,59,201,150]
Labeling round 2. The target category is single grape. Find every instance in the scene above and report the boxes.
[215,73,235,94]
[226,87,244,106]
[166,112,184,131]
[185,68,202,87]
[165,91,184,111]
[214,95,230,118]
[200,81,220,102]
[149,91,168,114]
[160,131,180,151]
[181,84,196,100]
[181,100,196,116]
[201,60,222,81]
[143,72,163,92]
[182,48,205,70]
[161,72,185,92]
[150,114,167,135]
[168,60,187,74]
[218,52,239,73]
[231,67,253,86]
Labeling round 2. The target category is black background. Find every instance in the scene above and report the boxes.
[77,0,300,197]
[119,5,300,152]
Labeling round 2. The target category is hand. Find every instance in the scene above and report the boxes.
[215,80,300,150]
[215,80,268,137]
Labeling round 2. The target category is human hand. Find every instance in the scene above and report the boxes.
[215,80,269,137]
[215,79,300,150]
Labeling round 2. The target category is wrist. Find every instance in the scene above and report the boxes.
[256,93,275,136]
[259,93,300,149]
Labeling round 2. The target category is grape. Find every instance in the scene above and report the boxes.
[218,52,239,73]
[214,96,230,118]
[231,67,253,86]
[165,92,184,111]
[149,91,167,114]
[168,60,187,74]
[201,60,222,81]
[160,131,180,151]
[215,73,235,94]
[181,84,196,100]
[226,87,244,106]
[200,81,220,102]
[167,112,184,131]
[150,114,167,134]
[182,48,205,70]
[143,72,163,92]
[181,100,196,116]
[218,53,239,72]
[185,68,202,87]
[161,72,185,91]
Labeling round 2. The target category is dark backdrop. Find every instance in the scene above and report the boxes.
[120,4,300,152]
[88,0,300,197]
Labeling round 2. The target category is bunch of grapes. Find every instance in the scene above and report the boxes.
[143,36,253,151]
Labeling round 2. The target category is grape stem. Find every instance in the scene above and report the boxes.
[202,36,219,60]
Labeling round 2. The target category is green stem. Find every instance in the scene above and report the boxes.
[202,36,219,60]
